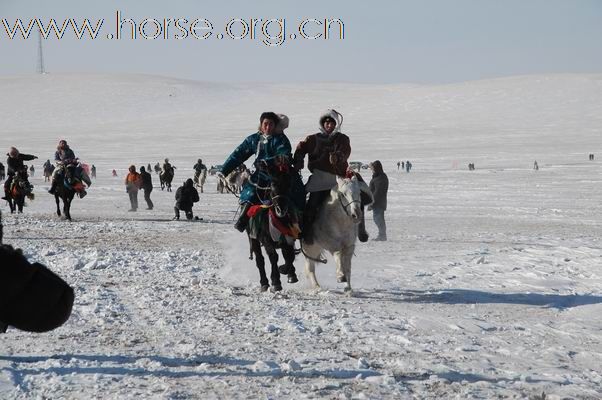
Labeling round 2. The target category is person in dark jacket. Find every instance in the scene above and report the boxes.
[174,178,200,220]
[3,147,37,200]
[139,166,154,210]
[220,112,304,232]
[0,212,74,333]
[293,110,370,244]
[368,160,389,241]
[0,161,5,180]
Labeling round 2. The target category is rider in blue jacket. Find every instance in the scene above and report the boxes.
[220,112,305,232]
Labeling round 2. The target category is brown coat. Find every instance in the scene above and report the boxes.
[293,132,351,177]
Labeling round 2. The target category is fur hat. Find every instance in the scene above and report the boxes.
[128,165,136,173]
[276,114,289,132]
[319,109,343,134]
[8,147,19,158]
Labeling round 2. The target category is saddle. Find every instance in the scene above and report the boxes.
[247,204,301,242]
[62,165,89,195]
[10,175,34,199]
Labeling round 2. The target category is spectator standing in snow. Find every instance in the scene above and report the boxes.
[368,160,389,241]
[139,166,154,210]
[124,165,142,212]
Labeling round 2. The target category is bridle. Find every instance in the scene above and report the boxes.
[336,185,361,218]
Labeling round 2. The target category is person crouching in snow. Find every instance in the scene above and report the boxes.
[174,178,200,220]
[124,165,142,212]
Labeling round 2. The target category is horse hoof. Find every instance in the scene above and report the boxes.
[337,276,347,283]
[271,284,283,292]
[278,264,294,275]
[260,285,269,292]
[287,274,298,284]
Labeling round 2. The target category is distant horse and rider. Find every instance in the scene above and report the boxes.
[52,161,91,221]
[193,159,208,193]
[159,158,175,192]
[43,161,55,182]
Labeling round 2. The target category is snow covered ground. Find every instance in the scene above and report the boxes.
[1,73,602,399]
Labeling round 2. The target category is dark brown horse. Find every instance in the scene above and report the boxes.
[160,168,174,192]
[54,164,90,221]
[246,159,299,292]
[5,168,33,214]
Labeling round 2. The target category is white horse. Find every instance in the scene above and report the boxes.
[302,174,373,293]
[194,168,207,193]
[218,167,250,194]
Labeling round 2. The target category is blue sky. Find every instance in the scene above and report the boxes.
[1,0,601,83]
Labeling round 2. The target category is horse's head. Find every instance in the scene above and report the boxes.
[335,173,371,223]
[16,167,28,180]
[64,164,76,180]
[266,156,292,218]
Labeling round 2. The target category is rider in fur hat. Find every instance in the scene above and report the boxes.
[293,109,370,244]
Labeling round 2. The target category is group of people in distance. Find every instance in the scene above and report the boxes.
[2,110,389,240]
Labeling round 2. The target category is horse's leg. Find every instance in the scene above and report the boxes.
[64,194,72,221]
[8,198,15,214]
[265,242,282,291]
[55,194,61,217]
[250,238,269,291]
[280,243,298,283]
[334,246,354,293]
[248,235,254,260]
[303,243,322,289]
[18,196,24,213]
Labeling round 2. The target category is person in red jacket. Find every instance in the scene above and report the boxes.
[124,165,142,212]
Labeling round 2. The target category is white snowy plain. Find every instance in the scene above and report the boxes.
[0,73,601,399]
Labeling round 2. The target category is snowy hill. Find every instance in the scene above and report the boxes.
[1,73,601,168]
[1,73,602,399]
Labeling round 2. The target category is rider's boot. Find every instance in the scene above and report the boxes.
[302,211,316,245]
[302,190,329,245]
[234,203,251,232]
[2,180,11,200]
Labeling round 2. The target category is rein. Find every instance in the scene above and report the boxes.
[337,193,361,217]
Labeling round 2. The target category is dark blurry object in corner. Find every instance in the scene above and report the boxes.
[0,210,75,333]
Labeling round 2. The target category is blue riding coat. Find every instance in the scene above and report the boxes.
[221,132,305,210]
